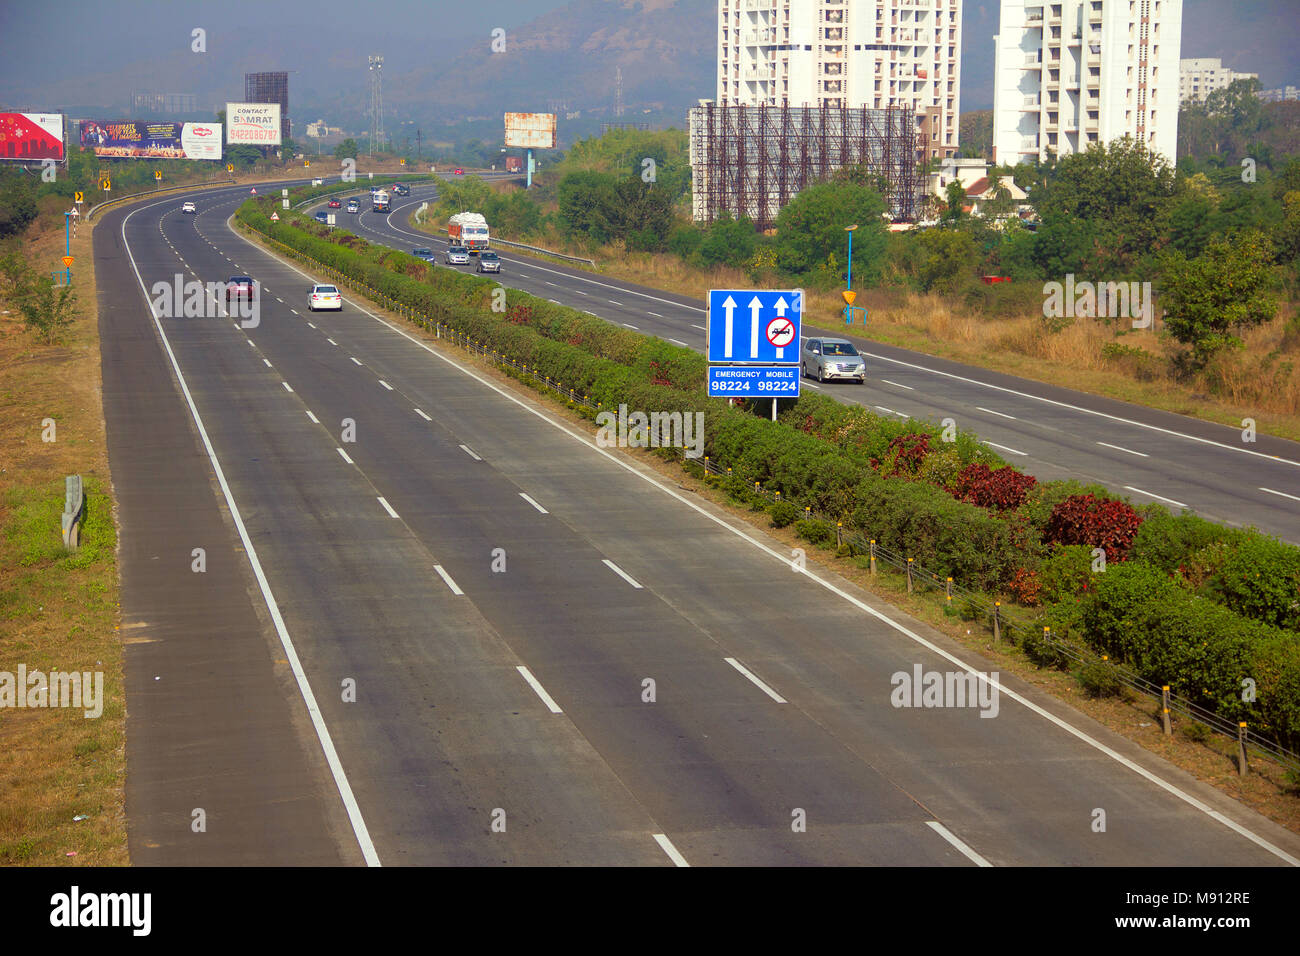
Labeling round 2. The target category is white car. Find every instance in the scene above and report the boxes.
[311,178,324,187]
[445,245,470,265]
[181,201,196,214]
[308,284,342,312]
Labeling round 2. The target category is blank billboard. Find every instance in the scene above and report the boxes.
[504,112,557,150]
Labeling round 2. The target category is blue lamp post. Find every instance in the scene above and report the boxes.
[844,223,858,324]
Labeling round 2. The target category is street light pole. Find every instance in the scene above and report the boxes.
[844,224,858,325]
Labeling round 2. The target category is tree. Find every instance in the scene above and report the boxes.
[1,248,78,344]
[0,171,38,239]
[556,170,620,244]
[944,180,966,220]
[698,212,757,269]
[334,138,360,160]
[1160,229,1277,365]
[775,182,888,282]
[910,228,979,293]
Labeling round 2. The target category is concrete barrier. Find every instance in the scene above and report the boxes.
[61,475,84,549]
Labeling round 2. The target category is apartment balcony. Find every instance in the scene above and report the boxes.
[1089,6,1103,22]
[743,68,777,82]
[1044,75,1060,89]
[1068,31,1082,45]
[1020,95,1042,110]
[743,0,777,10]
[744,30,776,44]
[1021,53,1044,69]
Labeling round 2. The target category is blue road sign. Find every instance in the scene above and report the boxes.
[707,365,800,398]
[707,289,803,364]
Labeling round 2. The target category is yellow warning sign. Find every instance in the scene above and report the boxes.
[74,191,84,203]
[62,256,74,268]
[842,290,857,305]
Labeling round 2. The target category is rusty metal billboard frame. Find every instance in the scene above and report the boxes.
[504,112,557,150]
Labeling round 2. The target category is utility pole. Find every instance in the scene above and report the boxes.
[368,55,384,155]
[416,127,422,160]
[615,66,624,118]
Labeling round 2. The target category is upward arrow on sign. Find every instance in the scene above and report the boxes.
[748,296,762,357]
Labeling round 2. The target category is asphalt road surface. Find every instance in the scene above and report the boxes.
[339,183,1300,546]
[95,179,1300,866]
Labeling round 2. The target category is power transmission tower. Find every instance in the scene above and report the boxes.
[368,55,384,154]
[614,66,624,117]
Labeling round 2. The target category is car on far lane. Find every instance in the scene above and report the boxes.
[393,183,410,196]
[411,248,435,262]
[800,336,866,384]
[327,199,342,208]
[181,201,197,214]
[476,250,501,274]
[346,200,359,213]
[453,167,464,176]
[314,210,329,224]
[444,245,470,265]
[225,276,254,306]
[308,283,342,312]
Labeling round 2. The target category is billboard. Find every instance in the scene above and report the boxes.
[504,112,556,150]
[79,120,222,160]
[0,113,65,162]
[226,103,281,145]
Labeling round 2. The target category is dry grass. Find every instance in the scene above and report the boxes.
[0,211,127,866]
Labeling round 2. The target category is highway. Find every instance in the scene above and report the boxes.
[95,179,1300,866]
[339,182,1300,546]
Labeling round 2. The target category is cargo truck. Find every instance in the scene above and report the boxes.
[372,189,390,213]
[447,212,489,255]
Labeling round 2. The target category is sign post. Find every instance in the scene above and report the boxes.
[707,288,803,420]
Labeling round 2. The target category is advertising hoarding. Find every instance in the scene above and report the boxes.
[504,112,557,150]
[0,113,65,162]
[226,103,281,145]
[79,120,223,160]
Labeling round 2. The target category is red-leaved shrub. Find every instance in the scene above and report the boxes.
[950,463,1038,511]
[1045,494,1144,561]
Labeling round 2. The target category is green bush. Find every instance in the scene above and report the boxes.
[1208,533,1300,632]
[1129,509,1243,573]
[795,519,835,546]
[1038,544,1098,602]
[769,500,798,528]
[1075,660,1126,699]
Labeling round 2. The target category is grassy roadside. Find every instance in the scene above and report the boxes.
[0,210,126,865]
[405,199,1300,443]
[242,220,1300,837]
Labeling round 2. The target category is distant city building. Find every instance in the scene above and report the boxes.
[305,120,344,139]
[244,71,290,142]
[1179,58,1257,105]
[992,0,1182,165]
[715,0,963,162]
[1258,85,1300,103]
[130,92,198,115]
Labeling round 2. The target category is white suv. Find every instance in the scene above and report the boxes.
[181,201,196,214]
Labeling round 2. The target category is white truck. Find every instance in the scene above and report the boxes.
[372,189,390,213]
[447,212,490,255]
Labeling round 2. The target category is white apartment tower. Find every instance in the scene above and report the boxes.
[1179,58,1257,105]
[992,0,1182,165]
[716,0,963,161]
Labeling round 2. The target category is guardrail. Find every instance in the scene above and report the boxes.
[86,179,235,221]
[61,475,85,549]
[239,214,1300,777]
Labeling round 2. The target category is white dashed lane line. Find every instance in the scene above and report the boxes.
[516,666,562,713]
[434,564,465,596]
[519,493,548,514]
[983,440,1027,457]
[337,447,354,465]
[1124,485,1186,508]
[1097,441,1149,458]
[976,406,1017,420]
[459,444,482,461]
[350,357,363,366]
[414,408,432,421]
[602,559,642,589]
[377,496,399,518]
[1260,487,1300,502]
[379,380,394,391]
[306,410,320,424]
[723,657,787,704]
[881,379,913,390]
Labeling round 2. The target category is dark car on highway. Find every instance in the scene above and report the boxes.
[225,276,254,306]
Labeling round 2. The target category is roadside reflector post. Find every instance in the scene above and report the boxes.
[1238,722,1249,776]
[993,601,1001,644]
[946,577,953,603]
[869,539,876,576]
[906,557,914,592]
[836,521,842,548]
[1161,686,1172,735]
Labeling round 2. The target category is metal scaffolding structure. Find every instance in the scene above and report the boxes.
[244,72,290,143]
[689,103,920,230]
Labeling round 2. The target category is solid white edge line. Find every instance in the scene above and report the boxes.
[336,447,354,465]
[652,833,689,867]
[723,657,787,704]
[519,492,549,514]
[414,408,432,421]
[227,196,1300,867]
[864,349,1300,470]
[1123,485,1187,508]
[121,196,381,867]
[377,496,398,518]
[983,440,1027,456]
[516,665,563,714]
[602,558,643,589]
[976,406,1016,420]
[1260,486,1300,503]
[1097,441,1150,458]
[926,821,992,867]
[459,443,482,461]
[433,564,464,596]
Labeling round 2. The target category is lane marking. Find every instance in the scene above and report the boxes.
[1260,487,1300,503]
[602,558,643,589]
[983,440,1027,457]
[519,492,548,514]
[307,321,316,329]
[516,665,563,714]
[1097,441,1149,458]
[669,338,689,347]
[377,496,399,518]
[652,834,689,867]
[459,444,482,461]
[881,379,913,390]
[306,410,320,424]
[433,564,464,596]
[608,300,623,306]
[414,408,432,421]
[723,657,787,704]
[1124,485,1186,509]
[379,380,394,391]
[574,289,587,295]
[337,447,354,465]
[247,338,256,347]
[263,358,273,368]
[282,381,293,392]
[327,338,338,346]
[874,405,896,415]
[691,323,705,330]
[622,322,639,330]
[976,406,1016,420]
[805,382,821,389]
[926,821,992,867]
[228,198,1300,866]
[121,196,381,868]
[350,356,363,366]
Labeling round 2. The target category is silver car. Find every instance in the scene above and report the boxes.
[445,245,470,265]
[801,337,866,383]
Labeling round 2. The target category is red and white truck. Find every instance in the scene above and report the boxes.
[447,212,489,255]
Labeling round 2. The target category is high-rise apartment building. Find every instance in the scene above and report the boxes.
[1179,58,1257,105]
[716,0,963,161]
[992,0,1181,165]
